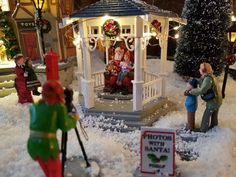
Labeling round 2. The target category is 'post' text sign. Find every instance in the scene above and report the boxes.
[140,127,175,176]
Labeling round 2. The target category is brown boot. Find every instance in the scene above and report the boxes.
[187,112,195,130]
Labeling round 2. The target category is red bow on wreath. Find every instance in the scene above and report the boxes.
[225,53,236,65]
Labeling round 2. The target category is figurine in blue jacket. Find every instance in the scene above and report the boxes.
[184,78,198,130]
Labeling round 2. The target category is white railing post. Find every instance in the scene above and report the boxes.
[159,18,169,99]
[75,42,83,94]
[142,71,163,105]
[79,19,95,108]
[92,71,105,89]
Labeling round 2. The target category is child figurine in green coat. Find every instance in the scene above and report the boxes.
[27,80,78,177]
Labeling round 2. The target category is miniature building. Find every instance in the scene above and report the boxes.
[9,0,76,61]
[61,0,185,111]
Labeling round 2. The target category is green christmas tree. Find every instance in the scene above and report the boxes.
[0,10,20,59]
[174,0,232,77]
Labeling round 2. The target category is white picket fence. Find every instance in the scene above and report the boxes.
[92,71,105,89]
[91,70,163,106]
[142,72,162,105]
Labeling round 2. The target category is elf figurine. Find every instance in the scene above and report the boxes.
[14,54,33,104]
[27,80,78,177]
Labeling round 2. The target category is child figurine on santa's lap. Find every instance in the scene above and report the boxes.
[27,80,78,177]
[116,50,133,86]
[14,54,33,104]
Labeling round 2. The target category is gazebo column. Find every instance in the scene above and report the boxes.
[159,18,169,97]
[105,37,109,64]
[142,46,147,78]
[73,27,83,95]
[79,20,95,108]
[133,16,144,111]
[75,43,83,94]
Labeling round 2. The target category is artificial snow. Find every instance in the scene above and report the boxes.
[1,59,236,177]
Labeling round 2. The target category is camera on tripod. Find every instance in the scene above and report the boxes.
[61,87,90,176]
[64,87,75,113]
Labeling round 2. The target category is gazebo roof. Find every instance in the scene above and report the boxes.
[70,0,179,18]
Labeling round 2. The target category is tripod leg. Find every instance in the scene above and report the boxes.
[74,127,91,167]
[61,132,68,176]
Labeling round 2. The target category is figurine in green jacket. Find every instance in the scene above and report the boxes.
[27,80,78,177]
[188,63,222,132]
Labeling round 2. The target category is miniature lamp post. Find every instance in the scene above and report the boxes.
[32,0,46,61]
[221,22,236,98]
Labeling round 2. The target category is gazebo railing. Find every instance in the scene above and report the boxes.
[92,70,163,105]
[143,71,159,83]
[92,71,105,89]
[142,72,162,105]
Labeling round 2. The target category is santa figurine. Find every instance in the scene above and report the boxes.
[14,53,33,104]
[113,46,124,66]
[27,80,78,177]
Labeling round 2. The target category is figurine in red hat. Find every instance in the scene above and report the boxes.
[27,80,78,177]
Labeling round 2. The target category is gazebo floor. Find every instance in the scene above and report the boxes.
[78,91,177,132]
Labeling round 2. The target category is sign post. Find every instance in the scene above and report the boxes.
[140,127,176,177]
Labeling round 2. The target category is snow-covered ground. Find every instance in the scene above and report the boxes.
[1,59,236,177]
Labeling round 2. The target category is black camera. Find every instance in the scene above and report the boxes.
[64,87,74,113]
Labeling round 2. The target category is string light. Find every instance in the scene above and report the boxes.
[174,34,179,39]
[173,25,180,30]
[64,16,184,49]
[231,15,236,22]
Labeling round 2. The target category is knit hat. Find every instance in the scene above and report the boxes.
[13,53,23,63]
[188,78,198,88]
[42,80,64,104]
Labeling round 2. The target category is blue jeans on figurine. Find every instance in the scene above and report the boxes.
[116,71,128,85]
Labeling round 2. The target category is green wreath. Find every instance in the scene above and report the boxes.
[103,19,120,37]
[36,19,52,33]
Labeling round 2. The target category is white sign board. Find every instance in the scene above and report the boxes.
[140,127,175,177]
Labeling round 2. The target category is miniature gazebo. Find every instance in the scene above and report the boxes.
[61,0,185,111]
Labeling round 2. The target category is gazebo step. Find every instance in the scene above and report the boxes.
[79,94,177,131]
[97,91,133,100]
[83,111,141,122]
[0,88,16,98]
[0,74,16,82]
[0,80,14,89]
[83,107,141,115]
[125,120,153,127]
[0,72,16,98]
